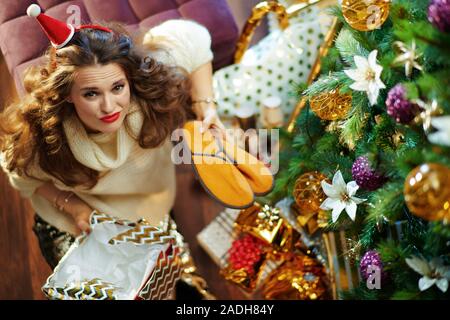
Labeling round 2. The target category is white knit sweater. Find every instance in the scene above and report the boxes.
[0,20,213,235]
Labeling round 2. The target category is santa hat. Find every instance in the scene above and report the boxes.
[27,4,112,49]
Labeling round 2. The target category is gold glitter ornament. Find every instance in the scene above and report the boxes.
[404,163,450,222]
[293,171,329,215]
[309,89,352,120]
[341,0,391,32]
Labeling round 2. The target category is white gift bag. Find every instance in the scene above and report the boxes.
[42,213,182,300]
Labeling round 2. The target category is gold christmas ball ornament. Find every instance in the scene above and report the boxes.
[404,163,450,222]
[341,0,391,32]
[293,172,329,215]
[309,89,352,121]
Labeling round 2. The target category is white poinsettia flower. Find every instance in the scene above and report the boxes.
[344,50,386,106]
[405,256,450,293]
[319,170,366,223]
[428,116,450,147]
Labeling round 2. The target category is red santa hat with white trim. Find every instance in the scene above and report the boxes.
[26,4,112,49]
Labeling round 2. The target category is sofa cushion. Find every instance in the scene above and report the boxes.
[139,10,182,30]
[83,0,139,25]
[128,0,178,21]
[0,0,35,24]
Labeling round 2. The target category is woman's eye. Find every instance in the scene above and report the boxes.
[83,91,97,98]
[113,84,124,92]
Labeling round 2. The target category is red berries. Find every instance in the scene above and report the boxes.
[228,234,266,276]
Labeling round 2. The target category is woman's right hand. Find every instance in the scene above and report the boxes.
[34,182,93,236]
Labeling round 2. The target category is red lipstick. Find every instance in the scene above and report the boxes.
[100,112,120,123]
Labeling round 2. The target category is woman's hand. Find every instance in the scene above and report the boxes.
[199,106,226,134]
[34,182,93,236]
[68,207,92,236]
[189,62,226,135]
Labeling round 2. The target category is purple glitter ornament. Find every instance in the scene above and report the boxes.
[360,250,387,282]
[428,0,450,33]
[386,84,420,124]
[352,156,386,191]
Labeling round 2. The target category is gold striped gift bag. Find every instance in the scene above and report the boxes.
[42,212,182,300]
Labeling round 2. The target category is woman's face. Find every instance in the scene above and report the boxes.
[68,63,131,134]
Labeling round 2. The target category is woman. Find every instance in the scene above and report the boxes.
[0,5,223,299]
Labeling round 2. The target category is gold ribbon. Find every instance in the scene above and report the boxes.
[229,0,337,133]
[235,203,285,244]
[220,266,259,292]
[222,267,249,284]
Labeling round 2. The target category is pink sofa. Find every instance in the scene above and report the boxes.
[0,0,239,96]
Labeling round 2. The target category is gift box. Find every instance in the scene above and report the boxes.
[197,208,282,295]
[261,254,330,300]
[197,208,240,268]
[42,213,182,300]
[220,234,268,292]
[234,203,286,246]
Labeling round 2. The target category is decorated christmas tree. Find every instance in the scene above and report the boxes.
[266,0,450,299]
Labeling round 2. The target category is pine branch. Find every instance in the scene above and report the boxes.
[372,114,397,151]
[303,71,351,97]
[391,290,421,300]
[340,283,380,300]
[274,0,450,300]
[335,29,369,65]
[366,181,405,223]
[339,107,367,150]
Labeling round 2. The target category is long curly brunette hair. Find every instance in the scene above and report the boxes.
[0,23,192,189]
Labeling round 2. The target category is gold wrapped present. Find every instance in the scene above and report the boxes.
[235,203,285,245]
[197,208,286,297]
[262,254,330,300]
[220,262,266,293]
[220,233,268,292]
